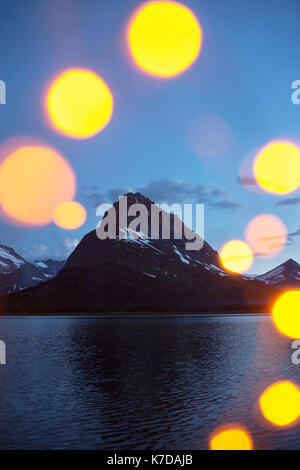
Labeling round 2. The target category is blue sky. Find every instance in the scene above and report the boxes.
[0,0,300,274]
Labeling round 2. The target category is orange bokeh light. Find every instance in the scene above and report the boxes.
[209,426,253,450]
[259,380,300,427]
[253,141,300,195]
[46,69,113,139]
[0,145,76,226]
[127,1,202,77]
[53,201,87,230]
[219,240,253,273]
[272,290,300,339]
[245,214,287,258]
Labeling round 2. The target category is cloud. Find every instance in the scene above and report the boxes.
[25,243,49,261]
[289,229,300,238]
[84,179,242,212]
[24,238,79,261]
[136,179,232,205]
[237,175,257,186]
[85,187,131,208]
[274,197,300,207]
[285,227,300,245]
[209,200,243,211]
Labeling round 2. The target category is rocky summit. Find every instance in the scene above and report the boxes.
[0,193,277,314]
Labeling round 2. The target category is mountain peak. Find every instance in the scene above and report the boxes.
[283,258,299,268]
[256,258,300,286]
[104,191,194,243]
[124,191,150,200]
[114,192,154,210]
[0,245,66,295]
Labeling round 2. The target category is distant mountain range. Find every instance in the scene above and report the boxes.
[256,258,300,288]
[0,192,287,314]
[0,244,65,295]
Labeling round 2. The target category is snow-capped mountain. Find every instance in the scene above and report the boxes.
[34,259,66,277]
[0,245,26,274]
[2,193,275,314]
[0,244,65,295]
[256,259,300,288]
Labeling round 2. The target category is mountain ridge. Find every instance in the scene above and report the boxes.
[0,244,65,295]
[255,258,300,288]
[0,192,277,314]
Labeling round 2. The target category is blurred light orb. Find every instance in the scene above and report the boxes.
[0,146,76,226]
[53,201,87,230]
[47,69,113,138]
[259,381,300,427]
[245,214,287,258]
[210,427,253,450]
[128,1,202,77]
[187,113,233,163]
[219,240,253,273]
[272,290,300,339]
[253,141,300,195]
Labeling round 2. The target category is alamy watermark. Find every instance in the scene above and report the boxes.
[0,80,6,105]
[291,340,300,365]
[291,80,300,105]
[0,341,6,365]
[96,196,205,251]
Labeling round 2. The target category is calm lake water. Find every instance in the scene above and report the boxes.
[0,314,298,450]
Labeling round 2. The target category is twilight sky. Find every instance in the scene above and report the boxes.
[0,0,300,274]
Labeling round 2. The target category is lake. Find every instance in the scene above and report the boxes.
[0,314,298,450]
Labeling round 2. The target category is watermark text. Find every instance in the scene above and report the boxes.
[0,340,6,365]
[96,196,205,251]
[0,80,6,105]
[291,80,300,105]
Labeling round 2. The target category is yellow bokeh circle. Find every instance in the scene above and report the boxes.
[128,1,202,77]
[253,141,300,195]
[219,240,253,273]
[53,201,87,230]
[47,69,113,139]
[259,381,300,427]
[210,427,253,450]
[272,290,300,339]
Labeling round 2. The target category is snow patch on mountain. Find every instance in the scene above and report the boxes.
[173,245,190,264]
[0,247,25,267]
[35,261,48,269]
[256,259,300,287]
[0,246,66,295]
[257,265,285,283]
[119,228,164,254]
[144,272,156,278]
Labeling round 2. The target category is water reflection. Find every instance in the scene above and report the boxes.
[0,315,296,449]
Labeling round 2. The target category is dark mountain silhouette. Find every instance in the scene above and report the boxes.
[0,244,65,295]
[256,258,300,288]
[0,193,277,314]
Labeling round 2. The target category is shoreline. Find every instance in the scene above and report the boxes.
[0,311,272,317]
